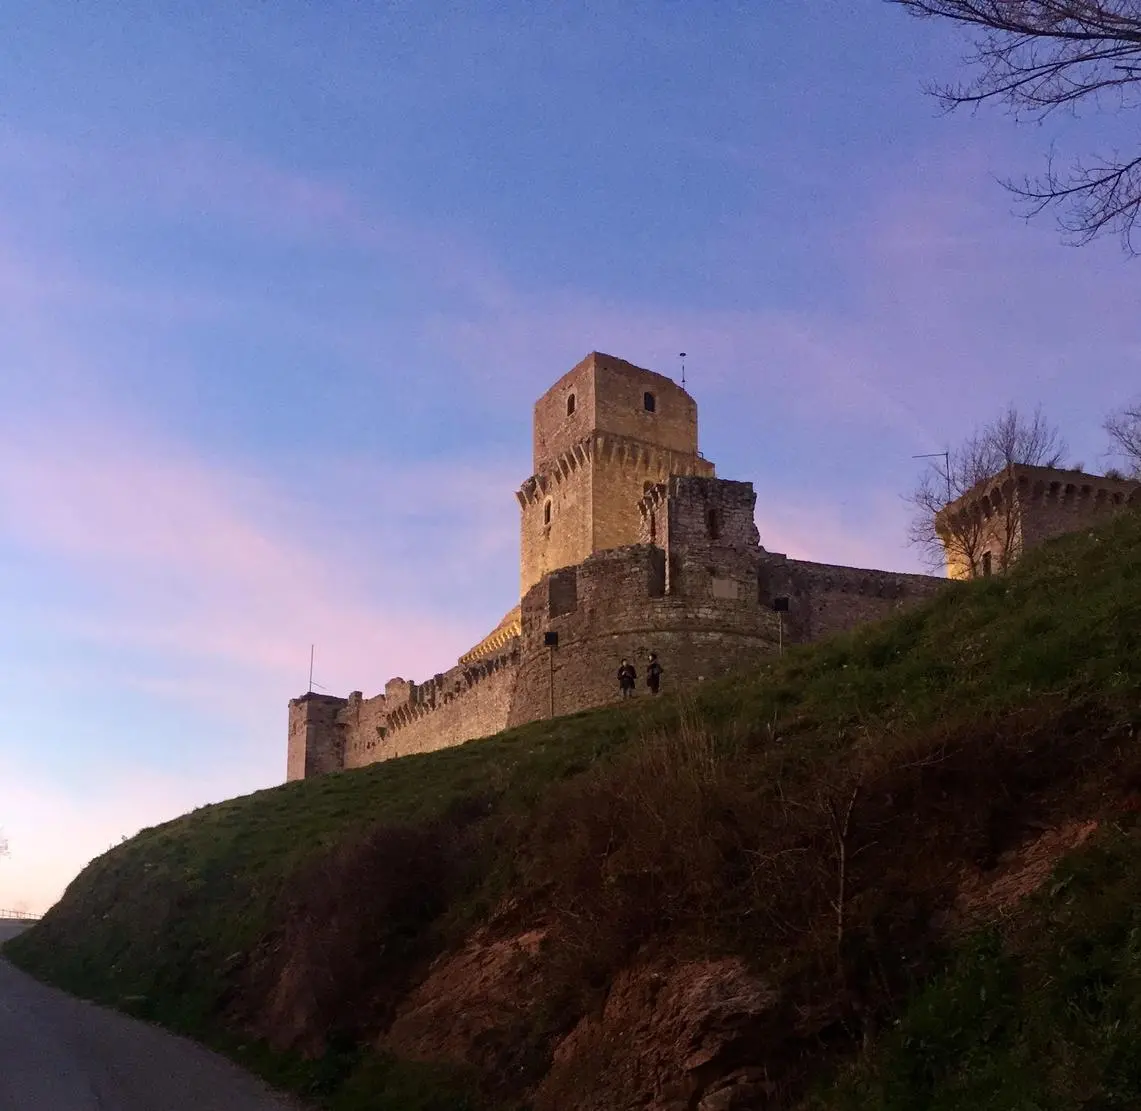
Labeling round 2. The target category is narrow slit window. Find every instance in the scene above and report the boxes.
[707,507,721,540]
[567,393,576,416]
[544,500,552,525]
[643,391,656,413]
[981,551,992,577]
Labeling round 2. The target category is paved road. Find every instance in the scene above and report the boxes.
[0,921,303,1111]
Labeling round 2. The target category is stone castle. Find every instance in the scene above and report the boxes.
[287,352,1140,780]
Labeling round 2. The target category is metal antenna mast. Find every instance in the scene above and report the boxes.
[679,352,687,387]
[913,451,952,505]
[308,644,314,693]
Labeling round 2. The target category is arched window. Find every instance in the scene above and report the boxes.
[643,391,656,413]
[567,393,576,416]
[707,507,721,540]
[544,500,552,525]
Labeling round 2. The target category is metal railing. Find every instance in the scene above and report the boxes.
[0,909,39,921]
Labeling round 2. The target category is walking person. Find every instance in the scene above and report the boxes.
[617,658,637,699]
[646,652,663,695]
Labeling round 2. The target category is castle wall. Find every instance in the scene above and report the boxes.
[508,545,778,726]
[342,646,520,766]
[1019,473,1139,550]
[775,560,946,642]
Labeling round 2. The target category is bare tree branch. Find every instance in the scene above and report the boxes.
[892,0,1141,250]
[1105,397,1141,473]
[908,404,1067,573]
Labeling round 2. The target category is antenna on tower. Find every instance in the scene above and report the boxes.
[306,645,329,693]
[679,352,687,387]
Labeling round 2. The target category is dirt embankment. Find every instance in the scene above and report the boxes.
[227,706,1141,1110]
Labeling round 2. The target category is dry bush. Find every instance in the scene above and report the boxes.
[508,696,1141,1101]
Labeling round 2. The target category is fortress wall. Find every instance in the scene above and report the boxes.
[508,545,777,726]
[780,560,946,642]
[341,691,389,768]
[1019,475,1140,550]
[345,645,520,766]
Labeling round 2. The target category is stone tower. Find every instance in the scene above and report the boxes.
[286,692,345,781]
[515,352,715,596]
[935,464,1140,580]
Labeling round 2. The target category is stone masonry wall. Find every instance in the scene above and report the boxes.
[520,352,711,597]
[532,355,598,473]
[938,465,1141,579]
[341,645,520,766]
[286,693,347,782]
[766,559,947,643]
[508,544,778,727]
[590,354,701,459]
[1019,472,1140,550]
[593,439,714,558]
[518,451,594,596]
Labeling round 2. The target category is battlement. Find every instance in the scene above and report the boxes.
[458,605,522,665]
[515,432,714,509]
[936,464,1141,579]
[382,642,520,738]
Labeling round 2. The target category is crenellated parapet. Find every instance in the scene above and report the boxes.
[382,642,520,739]
[936,464,1141,579]
[515,433,713,508]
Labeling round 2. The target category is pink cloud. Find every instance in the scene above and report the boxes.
[0,403,516,698]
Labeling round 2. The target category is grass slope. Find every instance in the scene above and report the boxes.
[7,511,1141,1110]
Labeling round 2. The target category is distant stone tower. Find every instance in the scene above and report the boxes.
[515,352,715,595]
[935,464,1140,580]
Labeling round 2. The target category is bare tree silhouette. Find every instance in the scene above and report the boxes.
[1105,398,1141,474]
[893,1,1141,250]
[908,404,1067,574]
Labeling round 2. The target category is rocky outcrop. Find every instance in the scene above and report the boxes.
[535,957,779,1111]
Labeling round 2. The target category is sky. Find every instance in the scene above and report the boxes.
[2,2,1140,914]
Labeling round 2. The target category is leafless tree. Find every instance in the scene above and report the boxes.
[909,404,1067,573]
[1105,398,1141,474]
[892,1,1141,251]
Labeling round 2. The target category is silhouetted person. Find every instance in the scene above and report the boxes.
[617,659,636,698]
[647,653,662,695]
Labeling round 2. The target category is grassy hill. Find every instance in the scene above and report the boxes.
[7,511,1141,1110]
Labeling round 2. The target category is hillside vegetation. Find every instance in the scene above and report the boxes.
[7,512,1141,1110]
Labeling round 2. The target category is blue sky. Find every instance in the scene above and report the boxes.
[2,3,1140,912]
